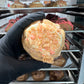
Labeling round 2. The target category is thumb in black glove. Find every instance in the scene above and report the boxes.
[0,12,51,84]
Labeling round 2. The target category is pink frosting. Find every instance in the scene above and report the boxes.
[56,18,74,30]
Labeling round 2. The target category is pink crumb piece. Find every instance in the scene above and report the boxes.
[39,48,42,52]
[40,24,43,28]
[50,50,55,55]
[42,54,45,57]
[30,35,35,40]
[26,38,28,41]
[38,35,42,39]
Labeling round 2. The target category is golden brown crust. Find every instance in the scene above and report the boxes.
[46,0,67,7]
[60,24,73,31]
[16,74,28,81]
[45,2,55,7]
[53,0,67,7]
[29,1,44,8]
[53,55,66,67]
[44,1,51,5]
[10,1,28,8]
[49,70,64,81]
[32,71,46,81]
[22,19,65,64]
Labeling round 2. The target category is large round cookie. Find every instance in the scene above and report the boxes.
[22,19,65,64]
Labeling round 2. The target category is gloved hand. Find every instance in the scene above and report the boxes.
[0,12,51,84]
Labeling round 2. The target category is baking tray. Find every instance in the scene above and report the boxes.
[10,71,74,84]
[0,6,78,14]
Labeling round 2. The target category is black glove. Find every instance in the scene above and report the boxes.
[0,12,51,84]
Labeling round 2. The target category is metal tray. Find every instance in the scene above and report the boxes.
[10,71,74,84]
[0,6,78,14]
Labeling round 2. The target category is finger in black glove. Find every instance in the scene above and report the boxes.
[0,12,51,84]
